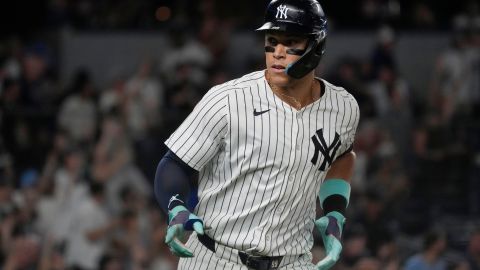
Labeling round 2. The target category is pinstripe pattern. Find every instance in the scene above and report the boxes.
[178,234,316,270]
[166,70,359,268]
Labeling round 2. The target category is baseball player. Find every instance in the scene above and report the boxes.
[154,0,360,269]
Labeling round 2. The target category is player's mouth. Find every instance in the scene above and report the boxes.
[271,64,286,73]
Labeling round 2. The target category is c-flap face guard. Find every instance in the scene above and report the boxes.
[285,30,326,79]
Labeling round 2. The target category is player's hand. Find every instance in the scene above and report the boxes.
[314,211,345,270]
[166,205,204,257]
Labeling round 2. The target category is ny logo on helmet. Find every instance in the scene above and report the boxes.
[276,5,289,19]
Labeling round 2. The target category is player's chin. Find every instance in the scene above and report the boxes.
[267,68,289,85]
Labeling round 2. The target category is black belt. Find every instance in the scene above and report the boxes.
[197,234,284,270]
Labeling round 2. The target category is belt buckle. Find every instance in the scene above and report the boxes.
[242,252,280,270]
[269,257,280,269]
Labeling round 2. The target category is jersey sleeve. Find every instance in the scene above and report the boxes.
[346,98,360,151]
[165,87,229,171]
[338,94,360,158]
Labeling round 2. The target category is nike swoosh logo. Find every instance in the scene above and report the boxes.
[254,108,271,116]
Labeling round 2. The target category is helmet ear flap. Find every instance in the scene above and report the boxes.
[315,31,327,55]
[285,33,326,79]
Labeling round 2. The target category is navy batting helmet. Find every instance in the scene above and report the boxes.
[257,0,328,79]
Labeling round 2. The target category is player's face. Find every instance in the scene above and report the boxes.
[264,32,309,87]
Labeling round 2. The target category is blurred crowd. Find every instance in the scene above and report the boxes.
[1,1,480,270]
[2,0,480,37]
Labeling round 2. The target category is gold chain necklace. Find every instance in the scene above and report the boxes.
[266,71,317,110]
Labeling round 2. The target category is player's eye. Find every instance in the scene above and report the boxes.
[266,37,278,46]
[285,38,302,47]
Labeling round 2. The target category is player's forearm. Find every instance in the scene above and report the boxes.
[320,151,356,215]
[154,150,198,214]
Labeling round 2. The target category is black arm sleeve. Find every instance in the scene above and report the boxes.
[154,150,198,214]
[322,195,347,215]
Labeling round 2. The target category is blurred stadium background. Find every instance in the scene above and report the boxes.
[0,0,479,269]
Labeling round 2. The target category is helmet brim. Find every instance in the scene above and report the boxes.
[256,22,315,36]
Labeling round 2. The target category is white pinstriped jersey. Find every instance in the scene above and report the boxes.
[165,70,359,257]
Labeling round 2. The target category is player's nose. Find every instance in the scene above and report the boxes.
[272,44,286,59]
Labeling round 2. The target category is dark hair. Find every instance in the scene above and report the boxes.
[89,181,105,196]
[71,69,91,94]
[2,77,18,90]
[423,230,446,250]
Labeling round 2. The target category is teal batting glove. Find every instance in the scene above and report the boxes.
[166,205,204,257]
[314,211,345,270]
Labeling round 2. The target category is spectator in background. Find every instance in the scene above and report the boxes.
[2,234,41,270]
[197,16,232,68]
[92,115,150,215]
[99,71,128,117]
[353,256,382,270]
[0,165,43,270]
[0,38,23,81]
[338,226,370,268]
[467,228,480,270]
[411,3,436,29]
[1,75,51,178]
[2,48,52,177]
[370,25,397,80]
[0,78,22,166]
[367,64,412,168]
[160,24,212,81]
[65,181,117,270]
[40,146,89,245]
[457,15,480,115]
[404,230,448,270]
[19,43,59,127]
[354,189,396,256]
[98,254,124,270]
[38,236,67,270]
[33,131,69,249]
[111,209,149,269]
[57,70,98,145]
[368,65,410,119]
[125,58,167,179]
[412,107,471,216]
[125,58,164,140]
[35,131,69,197]
[161,24,212,125]
[0,176,15,266]
[327,58,376,119]
[117,186,152,247]
[429,14,480,123]
[360,0,401,27]
[349,120,383,193]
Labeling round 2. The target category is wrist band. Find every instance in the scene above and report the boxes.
[319,179,351,208]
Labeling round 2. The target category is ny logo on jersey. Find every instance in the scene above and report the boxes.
[276,5,289,19]
[311,129,342,171]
